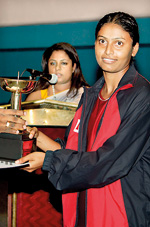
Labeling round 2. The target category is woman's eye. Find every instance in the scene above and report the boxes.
[99,39,106,44]
[116,41,123,46]
[49,62,56,66]
[61,62,68,65]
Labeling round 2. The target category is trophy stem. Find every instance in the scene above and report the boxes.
[11,92,22,110]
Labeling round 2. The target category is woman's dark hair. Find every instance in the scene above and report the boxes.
[35,42,89,97]
[95,12,139,46]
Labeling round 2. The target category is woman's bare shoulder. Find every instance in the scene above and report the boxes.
[25,90,41,101]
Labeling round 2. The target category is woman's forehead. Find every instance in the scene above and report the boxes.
[97,23,132,40]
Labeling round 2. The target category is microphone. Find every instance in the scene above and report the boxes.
[26,68,58,84]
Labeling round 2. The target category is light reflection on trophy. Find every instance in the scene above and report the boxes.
[0,72,38,160]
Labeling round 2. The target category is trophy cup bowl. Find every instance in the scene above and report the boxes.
[0,78,37,110]
[0,78,37,93]
[0,77,38,160]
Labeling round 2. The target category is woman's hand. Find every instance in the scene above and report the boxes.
[26,126,39,139]
[15,152,45,172]
[26,127,61,152]
[0,109,27,134]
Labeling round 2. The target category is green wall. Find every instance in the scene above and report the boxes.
[0,18,150,104]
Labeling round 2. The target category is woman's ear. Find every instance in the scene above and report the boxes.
[132,43,139,57]
[72,63,76,73]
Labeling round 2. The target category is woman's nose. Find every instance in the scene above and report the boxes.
[55,63,61,71]
[105,43,113,55]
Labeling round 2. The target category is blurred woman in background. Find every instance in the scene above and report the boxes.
[26,42,89,104]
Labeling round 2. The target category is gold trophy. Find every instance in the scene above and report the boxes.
[0,72,38,161]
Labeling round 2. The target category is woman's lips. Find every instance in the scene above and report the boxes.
[102,58,117,64]
[56,73,62,77]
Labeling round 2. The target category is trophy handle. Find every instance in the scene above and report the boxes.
[11,92,22,110]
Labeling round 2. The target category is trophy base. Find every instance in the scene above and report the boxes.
[0,132,36,161]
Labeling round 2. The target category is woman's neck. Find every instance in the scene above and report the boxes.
[102,69,127,99]
[53,82,71,93]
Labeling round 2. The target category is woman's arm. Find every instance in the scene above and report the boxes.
[25,90,41,101]
[38,131,61,151]
[27,127,61,152]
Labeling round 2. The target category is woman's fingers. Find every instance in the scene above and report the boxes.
[26,126,39,139]
[0,109,27,133]
[15,152,45,172]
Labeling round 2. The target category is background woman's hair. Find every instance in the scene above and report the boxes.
[35,42,89,97]
[95,12,139,46]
